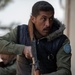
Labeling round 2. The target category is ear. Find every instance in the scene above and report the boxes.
[30,16,36,23]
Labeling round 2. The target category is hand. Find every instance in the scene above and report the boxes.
[23,46,32,59]
[34,70,41,75]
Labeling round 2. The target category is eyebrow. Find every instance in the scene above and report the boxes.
[49,15,54,18]
[41,15,54,18]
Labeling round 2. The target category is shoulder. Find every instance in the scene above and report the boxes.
[17,24,28,32]
[17,24,28,28]
[58,36,71,54]
[63,37,71,54]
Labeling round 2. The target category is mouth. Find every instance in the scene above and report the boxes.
[43,28,50,33]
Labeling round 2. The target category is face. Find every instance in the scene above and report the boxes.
[0,54,12,65]
[31,11,54,37]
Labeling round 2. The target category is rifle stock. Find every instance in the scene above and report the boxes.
[28,19,40,75]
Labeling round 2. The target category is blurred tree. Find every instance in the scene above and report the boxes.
[0,22,20,30]
[0,0,19,31]
[0,0,12,10]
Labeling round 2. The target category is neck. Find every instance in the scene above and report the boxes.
[34,30,42,39]
[33,27,43,39]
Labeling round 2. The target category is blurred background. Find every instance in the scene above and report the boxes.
[0,0,75,74]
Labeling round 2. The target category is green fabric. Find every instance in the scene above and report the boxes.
[0,61,16,75]
[0,27,25,55]
[0,25,72,75]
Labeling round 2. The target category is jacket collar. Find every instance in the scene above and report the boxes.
[39,18,65,41]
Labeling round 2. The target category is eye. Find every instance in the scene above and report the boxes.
[49,17,54,21]
[50,18,52,21]
[50,18,53,21]
[42,17,46,21]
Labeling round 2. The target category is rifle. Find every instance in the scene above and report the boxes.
[28,19,40,75]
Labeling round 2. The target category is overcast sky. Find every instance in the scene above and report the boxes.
[0,0,65,35]
[0,0,65,25]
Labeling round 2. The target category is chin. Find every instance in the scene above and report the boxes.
[4,62,8,65]
[42,33,48,37]
[42,31,49,36]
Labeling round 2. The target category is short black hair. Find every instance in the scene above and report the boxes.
[32,1,54,17]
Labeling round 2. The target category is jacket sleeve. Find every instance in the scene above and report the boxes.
[0,61,16,75]
[42,38,72,75]
[0,27,25,55]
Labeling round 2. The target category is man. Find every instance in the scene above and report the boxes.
[0,54,16,75]
[0,1,72,75]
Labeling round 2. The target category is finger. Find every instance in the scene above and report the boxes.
[25,53,32,59]
[29,50,32,58]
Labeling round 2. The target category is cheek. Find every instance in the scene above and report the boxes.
[35,22,44,31]
[34,19,45,32]
[4,60,8,64]
[48,21,53,29]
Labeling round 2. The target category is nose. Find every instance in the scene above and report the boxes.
[45,19,50,27]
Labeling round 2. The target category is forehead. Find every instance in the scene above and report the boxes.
[0,54,9,57]
[38,11,54,17]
